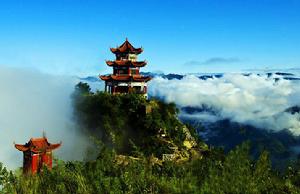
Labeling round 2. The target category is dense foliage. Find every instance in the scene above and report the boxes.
[2,142,300,193]
[1,82,300,193]
[72,82,187,158]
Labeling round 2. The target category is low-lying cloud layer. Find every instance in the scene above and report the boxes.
[149,73,300,135]
[0,66,91,169]
[1,66,299,168]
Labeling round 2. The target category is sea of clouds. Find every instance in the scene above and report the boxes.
[0,66,93,169]
[148,73,300,135]
[1,65,300,169]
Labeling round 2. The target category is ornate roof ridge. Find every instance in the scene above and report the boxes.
[100,75,152,82]
[15,137,61,153]
[110,38,143,54]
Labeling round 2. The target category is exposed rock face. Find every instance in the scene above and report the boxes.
[155,124,207,163]
[183,126,198,149]
[114,124,208,165]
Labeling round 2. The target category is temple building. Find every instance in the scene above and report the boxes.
[100,38,151,97]
[15,137,61,174]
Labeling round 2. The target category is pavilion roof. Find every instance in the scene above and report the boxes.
[15,137,61,153]
[110,38,143,54]
[106,60,147,67]
[100,75,152,82]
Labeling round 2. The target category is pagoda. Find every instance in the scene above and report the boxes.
[100,38,151,97]
[15,136,61,174]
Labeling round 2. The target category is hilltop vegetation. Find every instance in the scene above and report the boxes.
[1,82,300,193]
[72,82,204,160]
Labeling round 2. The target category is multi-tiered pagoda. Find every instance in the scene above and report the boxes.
[100,39,151,97]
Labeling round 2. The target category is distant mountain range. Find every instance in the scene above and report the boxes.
[180,105,300,170]
[79,71,300,83]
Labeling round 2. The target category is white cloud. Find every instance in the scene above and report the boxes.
[0,66,91,169]
[149,73,300,135]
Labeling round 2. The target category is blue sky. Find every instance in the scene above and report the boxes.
[0,0,299,75]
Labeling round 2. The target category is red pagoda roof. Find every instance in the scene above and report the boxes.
[15,137,61,153]
[106,60,147,67]
[100,75,152,82]
[110,38,143,54]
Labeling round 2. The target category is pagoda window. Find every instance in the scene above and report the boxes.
[128,54,137,61]
[130,69,139,75]
[116,86,128,93]
[118,69,128,75]
[117,53,128,60]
